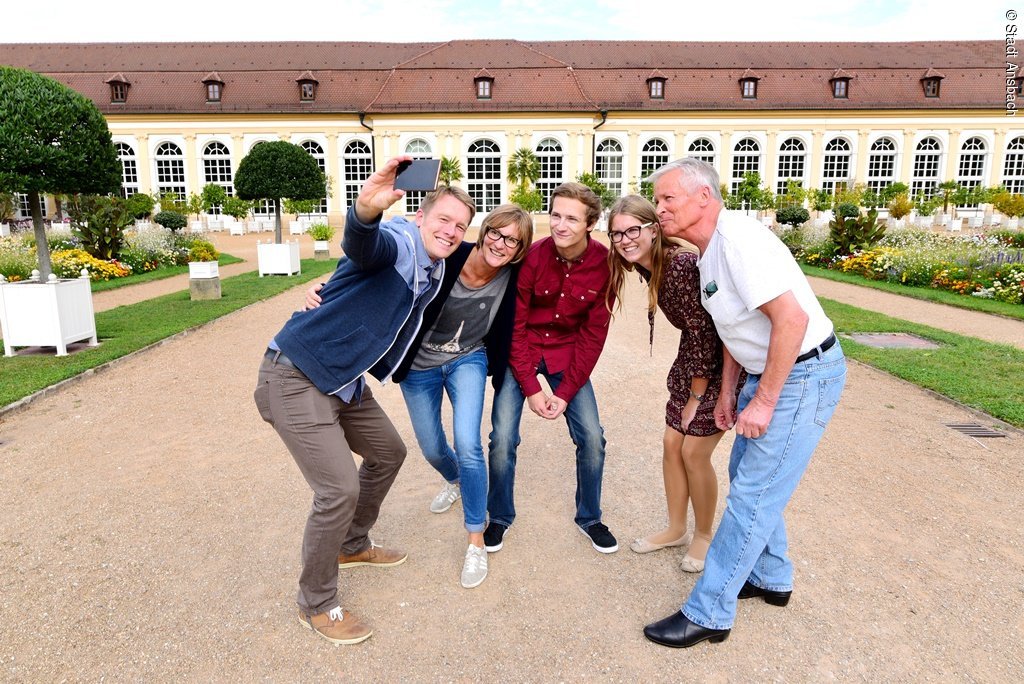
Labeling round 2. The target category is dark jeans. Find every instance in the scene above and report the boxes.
[486,365,607,530]
[254,356,406,616]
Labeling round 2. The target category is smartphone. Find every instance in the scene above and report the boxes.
[394,158,441,192]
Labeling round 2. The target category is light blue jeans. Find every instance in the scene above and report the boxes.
[682,342,847,630]
[400,347,489,533]
[487,364,607,530]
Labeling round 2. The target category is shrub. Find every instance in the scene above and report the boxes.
[187,240,220,262]
[306,223,335,241]
[775,205,810,228]
[887,193,913,221]
[154,210,187,232]
[124,192,156,220]
[509,186,543,213]
[117,245,161,274]
[836,202,860,219]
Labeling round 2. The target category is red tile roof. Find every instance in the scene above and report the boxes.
[0,40,1003,114]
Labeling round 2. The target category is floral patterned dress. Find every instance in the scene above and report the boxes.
[656,248,736,436]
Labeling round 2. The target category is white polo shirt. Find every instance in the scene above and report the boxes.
[697,210,833,375]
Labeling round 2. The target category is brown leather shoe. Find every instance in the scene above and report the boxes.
[298,607,372,645]
[338,542,408,569]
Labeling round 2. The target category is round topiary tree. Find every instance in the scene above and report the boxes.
[234,141,326,244]
[154,210,187,233]
[0,66,121,279]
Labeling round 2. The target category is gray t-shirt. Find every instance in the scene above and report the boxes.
[411,268,511,370]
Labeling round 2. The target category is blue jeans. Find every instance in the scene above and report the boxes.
[487,364,607,529]
[683,342,847,630]
[400,348,488,533]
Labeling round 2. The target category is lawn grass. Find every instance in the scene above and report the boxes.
[821,297,1024,428]
[90,253,244,292]
[801,263,1024,321]
[0,259,337,408]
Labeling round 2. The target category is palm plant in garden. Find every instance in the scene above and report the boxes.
[0,66,121,279]
[439,156,464,186]
[234,142,326,244]
[507,148,542,211]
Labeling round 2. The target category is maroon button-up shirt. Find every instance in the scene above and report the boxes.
[509,236,614,403]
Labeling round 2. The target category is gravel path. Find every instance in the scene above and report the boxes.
[1,261,1021,680]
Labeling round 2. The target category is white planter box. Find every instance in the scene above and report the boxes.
[313,240,330,251]
[188,261,220,279]
[1009,217,1020,230]
[0,223,10,237]
[0,270,97,356]
[257,241,301,276]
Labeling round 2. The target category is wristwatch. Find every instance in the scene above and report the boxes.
[691,391,705,403]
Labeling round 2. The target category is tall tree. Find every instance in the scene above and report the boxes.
[234,142,326,244]
[0,67,121,279]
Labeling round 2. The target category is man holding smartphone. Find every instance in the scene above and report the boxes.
[254,156,475,645]
[484,182,618,554]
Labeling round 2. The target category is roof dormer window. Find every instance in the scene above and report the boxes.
[203,72,224,103]
[474,69,494,100]
[297,71,318,102]
[832,78,849,98]
[647,70,666,99]
[921,68,944,98]
[739,68,760,99]
[105,73,130,103]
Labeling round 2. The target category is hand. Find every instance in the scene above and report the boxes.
[354,156,412,223]
[546,396,568,420]
[734,394,775,439]
[304,282,324,310]
[527,392,556,419]
[680,397,699,432]
[714,392,736,431]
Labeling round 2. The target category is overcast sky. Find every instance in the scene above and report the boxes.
[0,0,1010,43]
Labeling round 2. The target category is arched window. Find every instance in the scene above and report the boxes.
[821,138,852,195]
[596,138,624,198]
[300,140,328,215]
[866,138,897,193]
[911,137,942,198]
[1002,136,1024,194]
[202,141,233,214]
[640,138,670,180]
[776,138,806,195]
[730,138,760,193]
[117,142,139,198]
[343,140,373,209]
[155,142,185,201]
[535,138,563,211]
[404,138,432,213]
[467,139,501,213]
[688,138,716,166]
[957,137,987,202]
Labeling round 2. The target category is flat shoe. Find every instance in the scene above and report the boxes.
[629,531,693,554]
[680,554,705,573]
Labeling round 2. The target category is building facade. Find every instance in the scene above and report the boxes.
[0,39,1012,224]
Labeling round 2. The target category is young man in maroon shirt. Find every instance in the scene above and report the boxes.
[484,182,618,553]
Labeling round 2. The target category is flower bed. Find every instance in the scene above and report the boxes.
[784,223,1024,305]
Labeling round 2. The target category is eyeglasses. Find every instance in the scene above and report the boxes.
[484,226,522,248]
[609,222,654,243]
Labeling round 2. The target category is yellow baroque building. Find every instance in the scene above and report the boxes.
[0,39,1014,224]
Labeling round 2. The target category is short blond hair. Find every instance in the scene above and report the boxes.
[421,185,477,224]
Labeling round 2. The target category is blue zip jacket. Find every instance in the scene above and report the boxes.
[273,207,443,395]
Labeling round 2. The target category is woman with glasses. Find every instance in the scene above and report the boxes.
[306,203,533,589]
[605,195,738,573]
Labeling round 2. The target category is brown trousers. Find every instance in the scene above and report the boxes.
[254,356,406,616]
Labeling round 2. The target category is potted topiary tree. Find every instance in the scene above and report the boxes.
[0,66,120,356]
[508,148,543,213]
[886,192,914,228]
[153,210,187,233]
[235,141,326,276]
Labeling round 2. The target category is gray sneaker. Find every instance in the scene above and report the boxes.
[460,544,488,588]
[429,482,461,513]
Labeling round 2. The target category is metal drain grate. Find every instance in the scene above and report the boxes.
[944,423,1006,438]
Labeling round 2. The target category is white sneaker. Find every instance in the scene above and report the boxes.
[429,482,461,513]
[460,544,488,588]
